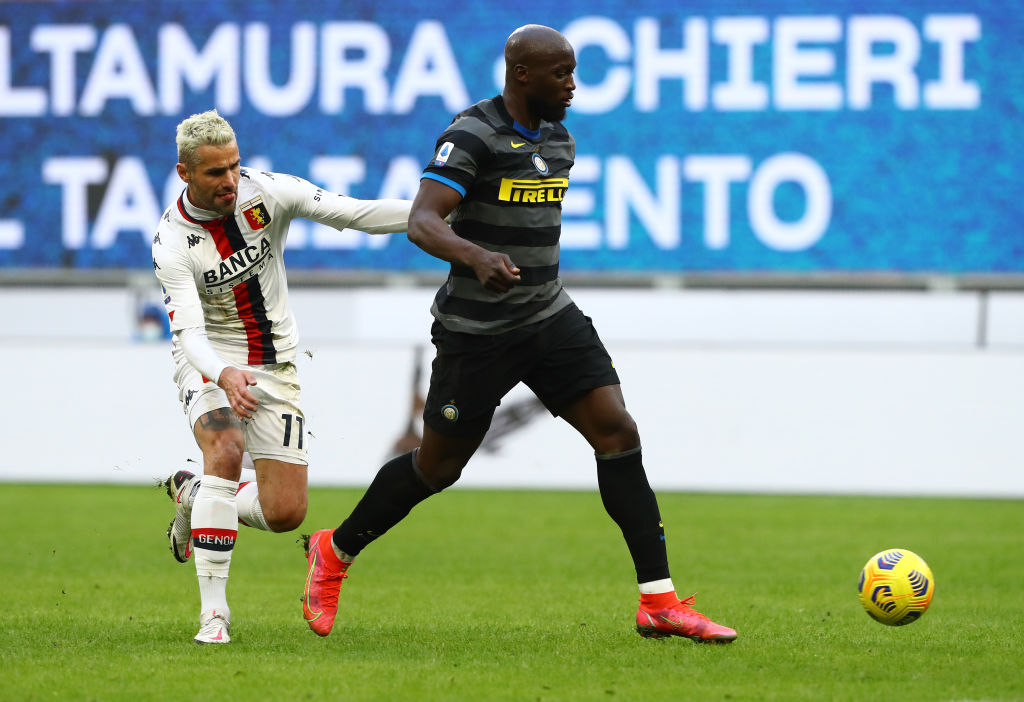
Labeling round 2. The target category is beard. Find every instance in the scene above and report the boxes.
[526,95,566,124]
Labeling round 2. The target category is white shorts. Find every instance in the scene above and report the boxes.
[173,356,308,465]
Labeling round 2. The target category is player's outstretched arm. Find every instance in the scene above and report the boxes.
[270,170,412,235]
[408,179,520,293]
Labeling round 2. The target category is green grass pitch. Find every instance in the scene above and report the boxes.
[1,484,1021,701]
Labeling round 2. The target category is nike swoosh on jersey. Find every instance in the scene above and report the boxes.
[511,141,526,148]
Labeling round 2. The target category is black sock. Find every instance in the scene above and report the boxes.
[596,449,670,583]
[333,450,438,557]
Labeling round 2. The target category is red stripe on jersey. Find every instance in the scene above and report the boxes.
[200,215,237,260]
[232,280,268,364]
[190,204,276,365]
[175,195,194,223]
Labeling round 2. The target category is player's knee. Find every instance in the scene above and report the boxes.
[619,417,641,447]
[203,435,245,473]
[414,437,473,490]
[266,505,306,532]
[428,467,463,490]
[267,514,304,532]
[265,493,307,532]
[417,460,463,490]
[593,414,640,455]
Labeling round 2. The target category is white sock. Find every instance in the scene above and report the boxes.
[197,576,230,620]
[181,449,249,513]
[638,578,675,595]
[192,475,238,614]
[332,541,355,564]
[235,481,271,531]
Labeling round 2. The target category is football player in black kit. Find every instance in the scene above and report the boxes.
[302,24,736,644]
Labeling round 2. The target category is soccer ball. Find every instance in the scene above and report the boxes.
[857,548,934,626]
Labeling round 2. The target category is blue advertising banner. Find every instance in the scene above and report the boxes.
[0,1,1019,274]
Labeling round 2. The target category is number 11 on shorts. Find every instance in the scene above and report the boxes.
[282,413,304,449]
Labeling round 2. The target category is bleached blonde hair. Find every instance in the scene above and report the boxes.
[176,109,236,170]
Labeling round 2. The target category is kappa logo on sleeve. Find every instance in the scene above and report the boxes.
[241,197,272,231]
[431,141,455,167]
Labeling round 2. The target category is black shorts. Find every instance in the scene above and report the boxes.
[423,303,621,437]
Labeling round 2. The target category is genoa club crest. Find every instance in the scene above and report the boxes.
[241,198,271,230]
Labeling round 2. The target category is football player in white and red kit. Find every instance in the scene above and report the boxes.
[152,109,410,644]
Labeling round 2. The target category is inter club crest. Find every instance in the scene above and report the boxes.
[241,197,271,231]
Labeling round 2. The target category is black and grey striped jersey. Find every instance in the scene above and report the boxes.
[422,95,574,335]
